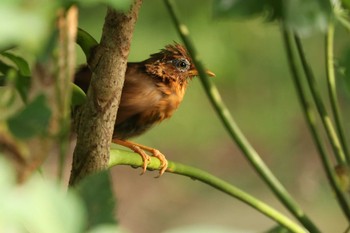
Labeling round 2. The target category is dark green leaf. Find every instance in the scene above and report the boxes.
[342,0,350,10]
[76,171,117,230]
[1,52,30,76]
[0,60,14,75]
[15,74,31,104]
[7,94,52,139]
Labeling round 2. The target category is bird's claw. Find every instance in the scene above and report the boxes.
[129,144,168,176]
[151,149,168,178]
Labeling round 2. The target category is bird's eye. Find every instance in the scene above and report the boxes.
[172,58,190,72]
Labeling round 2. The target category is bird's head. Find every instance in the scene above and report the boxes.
[144,43,215,84]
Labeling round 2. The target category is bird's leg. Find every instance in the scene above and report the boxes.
[112,139,168,176]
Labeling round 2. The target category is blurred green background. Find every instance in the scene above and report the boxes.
[69,0,350,232]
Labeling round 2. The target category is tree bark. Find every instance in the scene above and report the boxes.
[69,1,143,185]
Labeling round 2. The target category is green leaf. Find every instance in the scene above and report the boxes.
[213,0,332,36]
[0,1,58,52]
[0,158,86,233]
[7,94,52,139]
[76,171,117,230]
[71,83,87,106]
[14,74,31,104]
[77,28,99,61]
[213,0,266,19]
[1,52,31,76]
[0,59,14,75]
[284,0,332,36]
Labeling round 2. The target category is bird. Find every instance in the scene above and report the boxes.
[74,43,215,176]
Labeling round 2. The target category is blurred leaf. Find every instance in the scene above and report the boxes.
[213,0,331,36]
[0,59,14,75]
[72,83,87,106]
[14,74,31,104]
[284,0,332,36]
[342,0,350,10]
[0,158,86,233]
[7,94,51,139]
[0,53,31,102]
[77,171,117,230]
[0,1,58,52]
[213,0,266,19]
[75,0,132,11]
[264,225,292,233]
[1,52,30,76]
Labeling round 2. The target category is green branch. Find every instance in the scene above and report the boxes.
[163,0,319,232]
[109,148,306,233]
[293,35,346,166]
[325,21,350,163]
[282,26,350,221]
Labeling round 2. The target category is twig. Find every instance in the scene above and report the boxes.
[293,35,346,165]
[325,21,350,163]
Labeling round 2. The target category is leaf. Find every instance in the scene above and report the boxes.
[71,83,87,107]
[0,158,86,233]
[213,0,332,36]
[1,52,31,76]
[0,1,58,52]
[77,28,99,61]
[0,59,14,75]
[213,0,266,19]
[284,0,332,36]
[7,94,52,139]
[76,171,117,230]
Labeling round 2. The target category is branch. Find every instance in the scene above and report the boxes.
[69,1,143,185]
[282,26,350,222]
[109,149,306,233]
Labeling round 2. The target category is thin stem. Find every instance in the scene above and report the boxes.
[325,21,350,163]
[109,148,307,233]
[282,26,350,221]
[294,35,346,165]
[163,0,320,232]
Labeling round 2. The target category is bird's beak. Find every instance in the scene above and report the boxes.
[189,69,216,77]
[206,70,216,77]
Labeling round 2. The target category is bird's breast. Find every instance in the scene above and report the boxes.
[114,70,187,139]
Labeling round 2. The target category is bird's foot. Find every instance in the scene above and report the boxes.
[112,139,168,176]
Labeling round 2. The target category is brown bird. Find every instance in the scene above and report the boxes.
[74,43,215,176]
